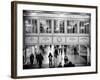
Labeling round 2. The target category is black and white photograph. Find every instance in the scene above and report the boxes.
[23,10,91,69]
[11,1,97,78]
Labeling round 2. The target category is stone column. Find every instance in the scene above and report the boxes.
[87,45,90,64]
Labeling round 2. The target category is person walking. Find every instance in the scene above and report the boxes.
[54,48,58,67]
[30,53,34,65]
[38,53,44,68]
[48,52,53,67]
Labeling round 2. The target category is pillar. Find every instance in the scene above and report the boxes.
[87,45,90,64]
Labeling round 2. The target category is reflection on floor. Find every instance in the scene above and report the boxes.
[23,45,90,69]
[23,54,89,69]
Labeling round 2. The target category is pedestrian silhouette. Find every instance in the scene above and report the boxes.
[30,53,34,65]
[48,52,53,67]
[38,53,43,68]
